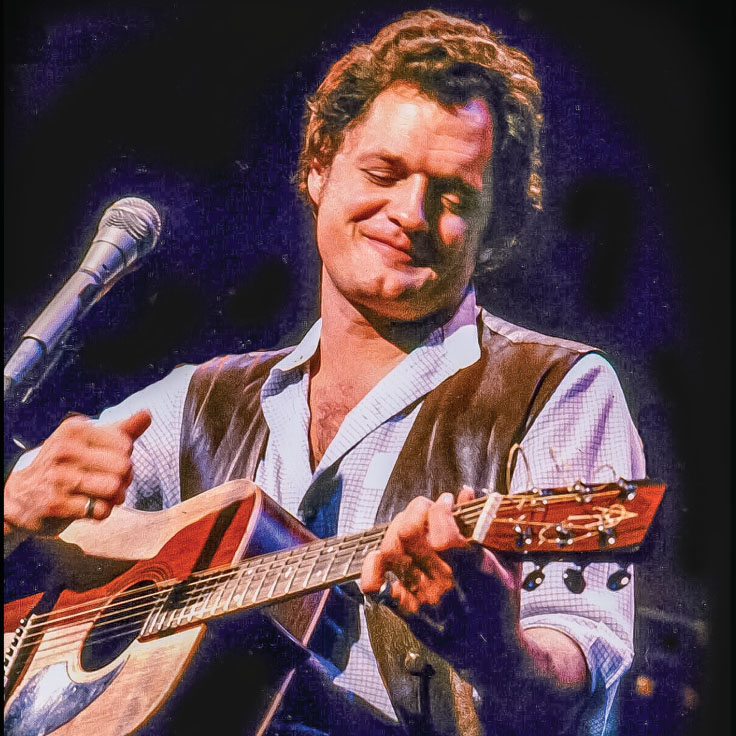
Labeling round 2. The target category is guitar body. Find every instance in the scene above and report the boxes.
[4,480,329,736]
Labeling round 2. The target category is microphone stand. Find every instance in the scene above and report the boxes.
[4,331,81,407]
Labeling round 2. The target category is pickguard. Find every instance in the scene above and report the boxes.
[5,659,125,736]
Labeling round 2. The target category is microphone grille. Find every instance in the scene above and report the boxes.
[100,197,162,253]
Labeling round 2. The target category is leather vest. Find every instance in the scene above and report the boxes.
[179,312,594,735]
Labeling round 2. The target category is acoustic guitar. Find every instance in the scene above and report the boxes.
[4,478,664,736]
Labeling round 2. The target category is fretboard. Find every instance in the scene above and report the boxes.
[140,524,389,636]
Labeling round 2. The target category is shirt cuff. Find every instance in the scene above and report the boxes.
[520,613,634,694]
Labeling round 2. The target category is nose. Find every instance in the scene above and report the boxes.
[386,174,428,232]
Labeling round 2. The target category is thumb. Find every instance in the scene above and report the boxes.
[116,409,152,441]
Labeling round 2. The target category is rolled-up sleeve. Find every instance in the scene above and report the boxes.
[512,353,645,733]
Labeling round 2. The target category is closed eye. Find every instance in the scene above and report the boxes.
[363,169,398,186]
[441,193,462,213]
[440,191,478,215]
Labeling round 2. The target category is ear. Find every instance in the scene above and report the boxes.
[307,160,327,207]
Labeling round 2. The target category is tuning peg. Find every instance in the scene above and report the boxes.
[522,563,546,591]
[513,524,534,549]
[563,566,586,594]
[555,524,574,548]
[617,479,637,501]
[572,480,593,503]
[606,566,632,591]
[598,525,617,548]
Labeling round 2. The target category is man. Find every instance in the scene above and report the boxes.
[4,10,644,735]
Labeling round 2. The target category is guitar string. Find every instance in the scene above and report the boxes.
[12,516,622,664]
[10,486,626,657]
[10,498,502,658]
[10,534,392,663]
[15,488,606,632]
[11,502,628,670]
[15,508,623,658]
[8,488,629,657]
[8,526,400,655]
[13,497,492,633]
[14,521,393,635]
[9,488,627,654]
[11,535,384,651]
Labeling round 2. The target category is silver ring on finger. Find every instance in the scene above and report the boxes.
[84,497,96,519]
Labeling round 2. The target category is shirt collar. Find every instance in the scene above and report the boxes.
[269,286,481,378]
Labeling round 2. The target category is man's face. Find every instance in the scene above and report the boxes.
[308,82,494,322]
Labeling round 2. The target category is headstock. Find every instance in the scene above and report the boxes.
[458,478,665,556]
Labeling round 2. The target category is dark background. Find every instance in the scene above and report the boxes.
[4,1,730,733]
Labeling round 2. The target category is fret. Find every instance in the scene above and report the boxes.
[242,569,260,605]
[197,582,215,620]
[171,597,189,628]
[282,564,297,595]
[224,567,247,611]
[235,566,259,609]
[184,579,204,622]
[301,549,322,591]
[341,545,358,579]
[209,572,230,615]
[188,578,211,622]
[158,602,177,631]
[266,566,282,600]
[287,552,313,591]
[142,588,169,636]
[154,592,173,632]
[250,561,274,603]
[320,543,338,585]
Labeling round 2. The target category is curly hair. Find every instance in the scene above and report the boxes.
[297,9,543,269]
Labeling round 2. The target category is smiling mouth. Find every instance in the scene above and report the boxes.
[362,234,414,264]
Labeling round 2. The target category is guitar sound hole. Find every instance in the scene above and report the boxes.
[80,580,155,671]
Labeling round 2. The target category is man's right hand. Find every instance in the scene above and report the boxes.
[4,409,151,537]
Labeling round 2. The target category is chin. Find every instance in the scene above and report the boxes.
[359,286,450,323]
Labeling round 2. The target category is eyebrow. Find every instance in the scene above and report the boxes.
[431,176,480,198]
[357,151,406,169]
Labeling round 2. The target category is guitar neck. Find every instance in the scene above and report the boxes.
[140,479,663,637]
[140,524,387,637]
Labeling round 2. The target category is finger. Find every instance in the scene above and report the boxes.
[360,550,387,593]
[68,494,113,521]
[89,409,152,452]
[390,497,434,554]
[382,514,429,562]
[426,493,468,551]
[76,447,132,476]
[457,486,475,504]
[398,566,451,607]
[73,471,130,501]
[413,570,453,607]
[390,578,421,616]
[117,410,153,441]
[78,409,150,453]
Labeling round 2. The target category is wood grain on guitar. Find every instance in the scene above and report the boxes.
[4,478,664,736]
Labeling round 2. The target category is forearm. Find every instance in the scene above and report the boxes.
[520,626,589,691]
[471,626,590,735]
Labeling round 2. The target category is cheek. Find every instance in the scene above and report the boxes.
[322,170,384,224]
[438,215,469,245]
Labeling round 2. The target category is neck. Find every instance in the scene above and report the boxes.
[316,268,460,385]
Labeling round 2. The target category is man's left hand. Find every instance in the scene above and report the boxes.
[361,489,518,617]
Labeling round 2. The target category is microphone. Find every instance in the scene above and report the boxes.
[4,197,162,398]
